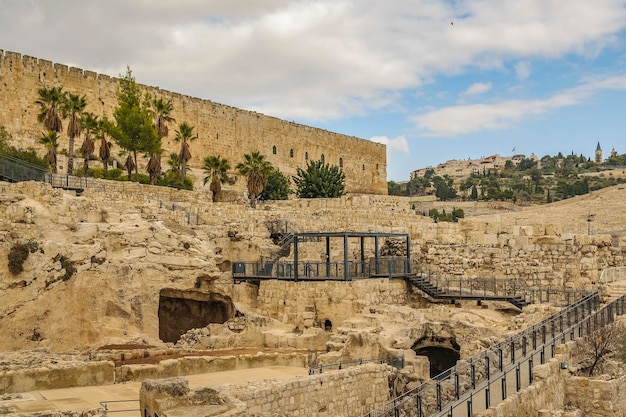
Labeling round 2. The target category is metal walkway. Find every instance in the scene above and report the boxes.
[234,259,589,310]
[0,153,88,193]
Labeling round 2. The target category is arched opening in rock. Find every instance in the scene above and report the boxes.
[414,346,461,378]
[412,335,461,379]
[324,319,332,331]
[158,288,235,343]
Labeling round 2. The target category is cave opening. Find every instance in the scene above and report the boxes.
[158,289,235,343]
[414,346,461,379]
[324,319,332,331]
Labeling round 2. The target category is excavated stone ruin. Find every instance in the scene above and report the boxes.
[158,288,236,343]
[412,334,461,378]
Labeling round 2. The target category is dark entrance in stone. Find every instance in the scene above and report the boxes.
[412,335,461,379]
[324,319,332,331]
[158,288,235,343]
[414,346,461,378]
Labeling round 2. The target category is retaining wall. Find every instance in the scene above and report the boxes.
[140,363,396,417]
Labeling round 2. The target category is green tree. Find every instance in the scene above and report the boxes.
[387,180,404,196]
[236,151,273,208]
[109,67,159,181]
[39,131,60,173]
[432,175,457,201]
[407,176,431,196]
[35,86,64,133]
[202,154,231,202]
[79,112,98,175]
[293,159,346,199]
[61,92,87,174]
[470,185,478,200]
[259,169,291,201]
[174,122,197,182]
[517,158,536,171]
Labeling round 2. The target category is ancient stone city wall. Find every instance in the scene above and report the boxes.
[0,50,387,194]
[140,363,396,417]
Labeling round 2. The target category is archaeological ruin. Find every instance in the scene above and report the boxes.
[0,175,625,416]
[1,50,626,417]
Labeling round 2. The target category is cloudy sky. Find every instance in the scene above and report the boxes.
[2,0,626,181]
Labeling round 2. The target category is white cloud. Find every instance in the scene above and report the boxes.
[1,0,626,122]
[413,73,626,137]
[515,61,532,80]
[370,135,409,153]
[462,82,492,96]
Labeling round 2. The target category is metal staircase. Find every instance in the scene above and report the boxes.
[0,154,87,193]
[407,274,532,309]
[0,154,48,183]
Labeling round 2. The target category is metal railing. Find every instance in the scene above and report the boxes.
[0,154,48,182]
[309,356,405,375]
[233,257,411,281]
[0,153,105,192]
[363,292,626,417]
[100,399,140,414]
[409,274,594,308]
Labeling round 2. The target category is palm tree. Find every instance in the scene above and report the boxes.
[98,118,111,175]
[174,122,197,182]
[79,112,98,175]
[61,92,87,174]
[236,151,273,208]
[152,98,175,139]
[167,152,180,175]
[203,155,231,202]
[146,98,174,185]
[145,133,163,185]
[123,153,135,180]
[35,86,64,133]
[39,131,60,173]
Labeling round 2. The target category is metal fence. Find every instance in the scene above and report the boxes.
[0,153,106,192]
[100,399,140,414]
[363,292,626,417]
[309,356,405,375]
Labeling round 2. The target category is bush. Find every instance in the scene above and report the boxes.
[8,242,38,275]
[293,159,345,198]
[259,169,291,201]
[88,167,123,180]
[158,171,193,190]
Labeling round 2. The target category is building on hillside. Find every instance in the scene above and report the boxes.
[595,142,603,164]
[0,50,387,194]
[410,154,526,180]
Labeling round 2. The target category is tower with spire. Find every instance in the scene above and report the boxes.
[595,142,603,164]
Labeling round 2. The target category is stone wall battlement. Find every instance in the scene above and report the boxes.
[0,49,387,194]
